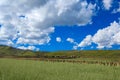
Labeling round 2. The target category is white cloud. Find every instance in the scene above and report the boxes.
[112,2,120,13]
[112,9,120,13]
[113,32,120,44]
[67,38,75,43]
[66,38,78,50]
[0,0,96,48]
[79,21,120,49]
[0,39,14,46]
[92,21,120,49]
[56,37,62,42]
[17,46,39,51]
[73,45,78,50]
[102,0,113,10]
[78,35,92,47]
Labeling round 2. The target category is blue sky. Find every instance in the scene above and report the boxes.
[0,0,120,51]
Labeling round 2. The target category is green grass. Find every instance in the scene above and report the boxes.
[0,59,120,80]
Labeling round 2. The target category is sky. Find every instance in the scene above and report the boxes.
[0,0,120,51]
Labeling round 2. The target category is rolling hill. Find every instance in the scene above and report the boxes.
[0,45,120,61]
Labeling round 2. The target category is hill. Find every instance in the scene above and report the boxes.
[0,45,45,57]
[47,50,120,58]
[0,45,120,60]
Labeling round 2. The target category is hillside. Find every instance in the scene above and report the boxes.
[0,45,45,57]
[0,45,120,60]
[47,50,120,58]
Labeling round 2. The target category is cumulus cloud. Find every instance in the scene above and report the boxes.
[79,21,120,49]
[102,0,113,10]
[0,0,96,49]
[78,35,92,47]
[56,37,62,42]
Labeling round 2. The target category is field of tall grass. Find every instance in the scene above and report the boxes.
[0,58,120,80]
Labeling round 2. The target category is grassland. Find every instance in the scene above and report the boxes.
[0,59,120,80]
[0,46,120,80]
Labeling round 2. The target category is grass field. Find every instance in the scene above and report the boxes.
[0,59,120,80]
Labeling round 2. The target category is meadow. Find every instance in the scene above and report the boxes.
[0,58,120,80]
